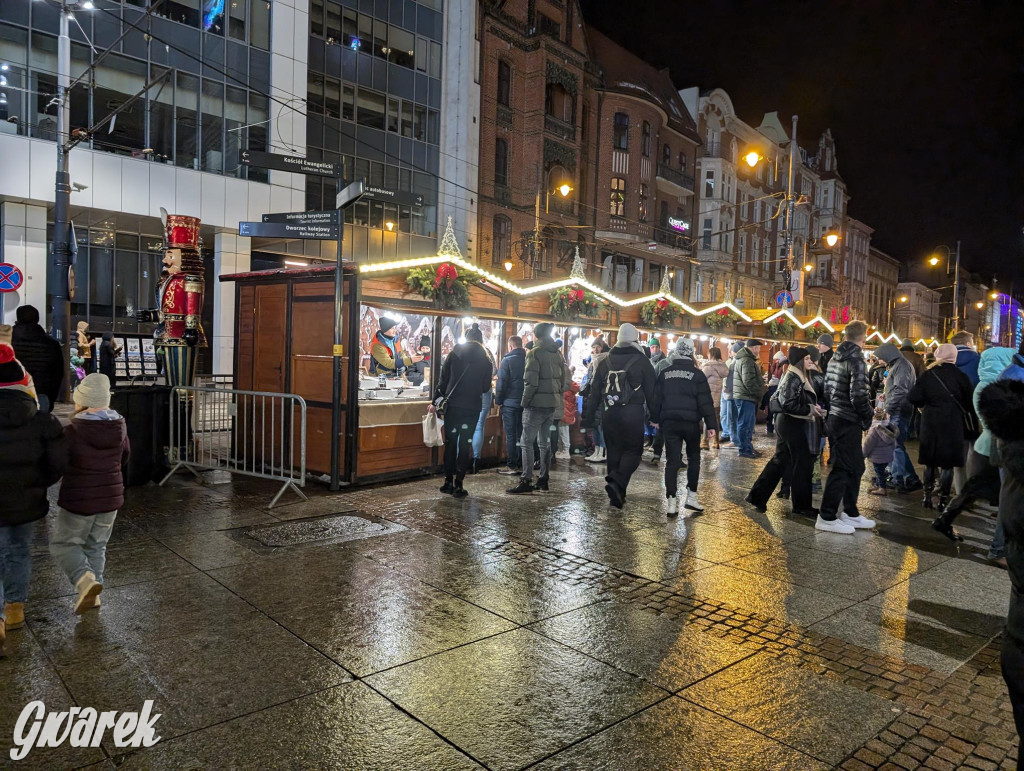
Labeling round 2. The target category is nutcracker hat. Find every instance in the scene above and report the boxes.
[0,343,37,404]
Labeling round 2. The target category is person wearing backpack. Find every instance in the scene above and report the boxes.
[650,338,718,516]
[582,322,656,508]
[506,322,568,495]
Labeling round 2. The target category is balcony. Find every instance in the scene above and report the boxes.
[702,140,728,160]
[655,164,695,197]
[544,114,576,142]
[805,275,840,293]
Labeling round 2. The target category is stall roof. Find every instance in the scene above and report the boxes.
[219,264,355,282]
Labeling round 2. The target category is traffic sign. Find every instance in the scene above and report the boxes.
[774,290,793,308]
[0,263,24,292]
[239,150,341,178]
[262,210,340,226]
[238,221,340,240]
[360,184,424,208]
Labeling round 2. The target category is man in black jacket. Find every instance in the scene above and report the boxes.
[817,333,835,374]
[650,338,717,516]
[583,323,656,508]
[494,336,526,475]
[818,320,874,533]
[11,305,64,412]
[430,337,493,498]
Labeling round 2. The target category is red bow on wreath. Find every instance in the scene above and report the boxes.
[569,289,584,303]
[717,308,729,316]
[656,299,669,310]
[434,263,458,289]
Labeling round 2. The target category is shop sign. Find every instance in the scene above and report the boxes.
[668,217,690,232]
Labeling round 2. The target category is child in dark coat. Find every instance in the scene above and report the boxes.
[50,374,130,615]
[863,406,898,496]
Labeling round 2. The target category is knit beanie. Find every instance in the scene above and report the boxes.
[788,346,810,366]
[616,322,639,344]
[900,338,915,352]
[808,348,821,364]
[0,343,37,404]
[74,373,112,409]
[16,305,40,325]
[934,343,958,365]
[817,333,834,348]
[534,322,555,340]
[745,338,762,348]
[419,335,431,348]
[465,323,483,343]
[378,315,399,333]
[674,337,695,359]
[773,351,786,361]
[731,341,744,354]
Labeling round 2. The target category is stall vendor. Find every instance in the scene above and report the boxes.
[405,335,432,386]
[370,315,422,376]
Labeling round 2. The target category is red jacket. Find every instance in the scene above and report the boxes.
[58,413,131,515]
[562,382,580,425]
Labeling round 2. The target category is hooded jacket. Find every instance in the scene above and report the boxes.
[11,321,65,407]
[701,359,729,405]
[875,342,916,417]
[972,347,1016,457]
[583,345,656,425]
[1001,352,1024,384]
[435,341,493,412]
[58,411,131,515]
[863,420,898,464]
[824,340,873,429]
[521,336,569,410]
[955,346,981,386]
[651,355,718,428]
[0,390,67,526]
[494,347,526,407]
[732,347,766,403]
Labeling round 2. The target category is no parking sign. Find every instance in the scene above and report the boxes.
[0,263,24,293]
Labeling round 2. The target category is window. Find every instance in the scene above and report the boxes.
[492,215,511,267]
[497,60,511,107]
[738,234,746,265]
[249,0,270,49]
[638,184,649,222]
[581,104,590,141]
[704,170,715,198]
[613,112,629,150]
[536,13,560,38]
[641,121,651,157]
[662,143,671,166]
[678,151,687,172]
[545,82,574,123]
[701,218,712,249]
[356,89,386,130]
[387,27,415,69]
[610,177,626,216]
[494,138,509,186]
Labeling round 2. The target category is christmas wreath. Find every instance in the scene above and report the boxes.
[766,317,797,339]
[703,308,741,330]
[805,320,829,341]
[406,262,474,311]
[640,298,681,328]
[549,287,601,322]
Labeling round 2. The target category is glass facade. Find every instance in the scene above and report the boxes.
[305,0,443,261]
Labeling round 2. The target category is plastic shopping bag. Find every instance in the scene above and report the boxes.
[422,413,445,447]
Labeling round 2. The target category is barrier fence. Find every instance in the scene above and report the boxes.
[160,385,308,508]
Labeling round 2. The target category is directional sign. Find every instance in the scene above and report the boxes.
[238,221,340,240]
[0,263,24,292]
[262,210,340,226]
[360,184,424,208]
[336,179,366,210]
[239,150,341,178]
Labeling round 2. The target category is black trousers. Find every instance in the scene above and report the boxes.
[749,415,813,509]
[603,404,646,494]
[940,458,1001,523]
[662,419,701,497]
[442,406,477,482]
[923,466,954,497]
[819,416,865,520]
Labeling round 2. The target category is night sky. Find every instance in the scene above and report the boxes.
[584,0,1024,287]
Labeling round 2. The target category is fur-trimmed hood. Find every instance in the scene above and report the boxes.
[979,379,1024,483]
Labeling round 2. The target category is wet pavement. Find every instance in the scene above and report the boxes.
[1,430,1018,769]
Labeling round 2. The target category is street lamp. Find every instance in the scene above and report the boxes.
[899,295,908,303]
[557,183,572,198]
[744,151,761,168]
[824,232,840,248]
[804,263,814,272]
[928,242,962,334]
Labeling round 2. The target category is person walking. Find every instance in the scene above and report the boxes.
[468,325,497,474]
[430,330,493,498]
[864,407,898,495]
[817,334,835,373]
[506,322,568,495]
[932,345,1014,540]
[975,377,1024,740]
[701,347,729,449]
[764,351,788,436]
[873,341,923,493]
[651,338,717,516]
[11,305,64,412]
[495,335,526,476]
[900,339,926,377]
[50,374,130,615]
[908,343,977,511]
[817,321,875,533]
[732,339,766,458]
[746,346,824,517]
[0,344,67,647]
[583,322,656,508]
[582,338,610,464]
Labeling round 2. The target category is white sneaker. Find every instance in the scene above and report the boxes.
[684,489,704,513]
[585,449,604,463]
[666,496,679,516]
[555,451,571,461]
[815,515,855,534]
[74,572,103,615]
[840,513,876,529]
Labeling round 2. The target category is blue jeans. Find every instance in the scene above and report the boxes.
[720,398,734,439]
[735,399,757,454]
[472,391,493,459]
[871,462,889,486]
[500,405,523,469]
[520,406,555,482]
[888,412,920,485]
[0,523,34,618]
[49,508,118,587]
[592,424,605,449]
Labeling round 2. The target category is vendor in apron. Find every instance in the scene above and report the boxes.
[370,315,422,376]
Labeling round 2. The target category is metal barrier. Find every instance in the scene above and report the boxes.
[192,375,235,433]
[160,385,308,509]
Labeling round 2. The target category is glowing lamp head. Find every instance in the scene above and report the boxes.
[557,183,572,198]
[824,233,839,248]
[803,264,814,272]
[899,296,908,303]
[385,221,394,231]
[976,301,984,309]
[503,260,513,272]
[744,151,760,168]
[929,256,940,266]
[991,291,1000,299]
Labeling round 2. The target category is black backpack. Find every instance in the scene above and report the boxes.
[603,356,642,408]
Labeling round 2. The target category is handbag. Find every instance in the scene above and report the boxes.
[931,369,981,441]
[433,369,467,418]
[422,413,445,447]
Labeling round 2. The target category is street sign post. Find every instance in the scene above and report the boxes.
[360,185,424,208]
[262,210,340,226]
[239,150,341,178]
[336,179,367,210]
[238,221,340,240]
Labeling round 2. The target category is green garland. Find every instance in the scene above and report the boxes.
[406,263,474,311]
[703,308,741,330]
[549,287,601,322]
[640,299,681,328]
[766,318,797,339]
[805,321,828,341]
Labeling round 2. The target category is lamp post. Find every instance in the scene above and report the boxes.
[928,242,961,336]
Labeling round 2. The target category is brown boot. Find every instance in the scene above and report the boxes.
[4,603,24,630]
[713,436,721,449]
[700,436,709,450]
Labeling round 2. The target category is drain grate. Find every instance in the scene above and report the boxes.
[245,513,405,547]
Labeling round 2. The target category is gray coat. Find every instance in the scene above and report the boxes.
[876,343,916,416]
